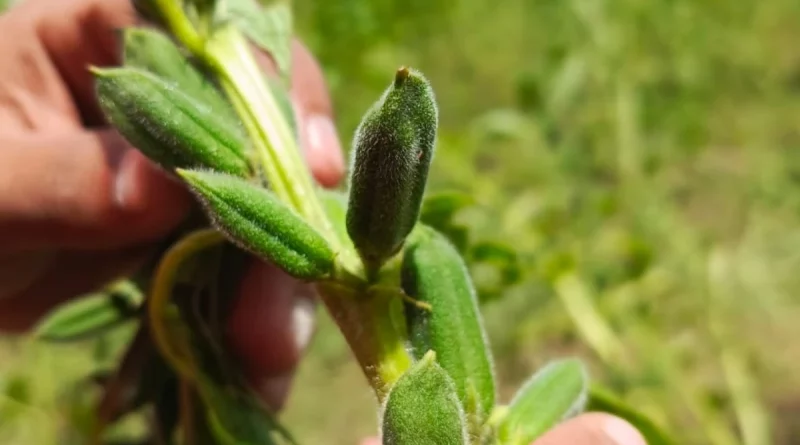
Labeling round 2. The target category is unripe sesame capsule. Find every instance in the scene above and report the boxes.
[345,67,438,275]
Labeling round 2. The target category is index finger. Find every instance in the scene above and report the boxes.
[20,0,137,125]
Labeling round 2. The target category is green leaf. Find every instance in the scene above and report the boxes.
[93,67,250,176]
[420,191,473,254]
[204,386,296,445]
[224,0,293,82]
[420,191,474,229]
[319,189,353,251]
[586,384,676,445]
[381,351,468,445]
[499,358,588,445]
[402,226,496,425]
[178,169,335,280]
[34,281,143,343]
[122,27,240,126]
[468,241,522,304]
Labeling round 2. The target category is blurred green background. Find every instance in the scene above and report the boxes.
[3,0,800,444]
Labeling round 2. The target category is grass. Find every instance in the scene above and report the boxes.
[3,0,800,443]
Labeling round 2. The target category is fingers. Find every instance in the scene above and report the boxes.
[532,413,647,445]
[0,245,151,332]
[225,261,317,411]
[23,0,136,125]
[357,414,645,445]
[0,130,191,252]
[287,41,346,188]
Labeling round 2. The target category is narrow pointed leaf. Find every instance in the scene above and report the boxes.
[402,226,496,423]
[382,351,468,445]
[34,282,142,342]
[178,169,335,280]
[204,386,295,445]
[93,67,250,175]
[500,359,588,445]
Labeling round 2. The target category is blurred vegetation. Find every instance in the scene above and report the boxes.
[3,0,800,444]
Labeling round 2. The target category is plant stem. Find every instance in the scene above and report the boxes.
[147,229,225,383]
[316,282,412,401]
[152,0,205,55]
[206,28,331,227]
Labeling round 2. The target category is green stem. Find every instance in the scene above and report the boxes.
[206,28,326,222]
[316,282,412,401]
[203,26,364,276]
[151,0,205,56]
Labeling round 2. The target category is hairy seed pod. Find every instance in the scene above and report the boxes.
[122,27,297,144]
[346,67,438,273]
[381,351,468,445]
[178,170,335,280]
[122,28,240,125]
[93,67,250,176]
[401,226,496,424]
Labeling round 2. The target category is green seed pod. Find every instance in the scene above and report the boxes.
[346,67,438,273]
[401,226,496,424]
[178,169,335,280]
[122,27,297,143]
[381,351,468,445]
[122,28,240,125]
[93,67,250,176]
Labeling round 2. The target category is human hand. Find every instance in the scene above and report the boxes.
[0,0,345,409]
[360,413,647,445]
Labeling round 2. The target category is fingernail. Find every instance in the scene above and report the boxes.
[113,149,139,209]
[292,288,317,352]
[303,114,345,187]
[113,149,175,210]
[604,417,647,445]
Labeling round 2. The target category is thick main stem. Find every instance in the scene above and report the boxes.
[316,283,412,401]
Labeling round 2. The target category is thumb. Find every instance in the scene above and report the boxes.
[532,413,647,445]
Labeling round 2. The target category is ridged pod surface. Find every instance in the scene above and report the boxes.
[94,67,250,176]
[122,27,241,127]
[178,170,335,280]
[345,67,438,273]
[401,226,496,423]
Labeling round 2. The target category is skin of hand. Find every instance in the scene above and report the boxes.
[360,413,647,445]
[0,0,345,410]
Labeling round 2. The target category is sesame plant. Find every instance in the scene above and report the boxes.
[32,0,674,444]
